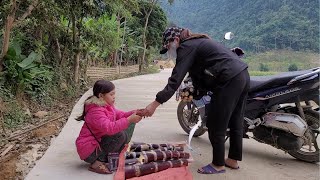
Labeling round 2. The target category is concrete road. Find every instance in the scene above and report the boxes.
[26,69,319,180]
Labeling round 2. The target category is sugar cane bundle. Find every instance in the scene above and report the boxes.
[158,146,184,151]
[125,146,185,160]
[128,143,184,152]
[125,159,189,179]
[138,150,190,164]
[126,151,142,159]
[129,143,160,152]
[125,159,140,166]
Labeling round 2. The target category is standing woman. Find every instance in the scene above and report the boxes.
[145,27,250,174]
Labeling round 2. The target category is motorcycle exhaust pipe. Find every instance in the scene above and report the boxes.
[261,112,308,137]
[253,112,308,151]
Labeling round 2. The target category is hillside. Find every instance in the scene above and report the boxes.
[161,0,319,53]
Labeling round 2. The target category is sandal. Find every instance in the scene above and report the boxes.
[197,164,226,174]
[225,163,239,169]
[88,163,112,174]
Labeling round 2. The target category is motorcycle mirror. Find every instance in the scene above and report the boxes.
[224,32,234,40]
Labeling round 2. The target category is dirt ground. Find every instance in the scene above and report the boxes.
[0,105,74,180]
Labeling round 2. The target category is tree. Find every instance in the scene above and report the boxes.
[54,0,100,83]
[82,14,120,63]
[0,0,173,119]
[161,0,319,52]
[0,0,168,84]
[0,0,39,71]
[129,2,167,62]
[102,0,139,67]
[140,0,158,71]
[139,0,173,71]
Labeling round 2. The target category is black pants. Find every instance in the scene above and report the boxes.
[206,69,250,166]
[84,131,128,164]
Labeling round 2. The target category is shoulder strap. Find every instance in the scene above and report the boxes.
[85,121,107,152]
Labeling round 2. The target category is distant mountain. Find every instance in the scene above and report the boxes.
[160,0,319,52]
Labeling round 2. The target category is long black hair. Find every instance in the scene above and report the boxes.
[76,80,115,121]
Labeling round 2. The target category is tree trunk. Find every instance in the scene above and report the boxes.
[0,0,17,71]
[120,19,126,65]
[83,52,89,82]
[0,16,14,71]
[141,15,149,71]
[60,21,71,67]
[139,57,142,72]
[113,14,121,68]
[74,50,81,83]
[55,38,62,61]
[141,0,157,72]
[73,16,83,83]
[71,12,79,83]
[71,13,76,46]
[0,0,38,71]
[112,52,118,67]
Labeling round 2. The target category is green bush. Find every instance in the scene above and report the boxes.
[3,43,53,102]
[249,71,277,76]
[0,72,15,101]
[288,64,298,71]
[259,63,269,72]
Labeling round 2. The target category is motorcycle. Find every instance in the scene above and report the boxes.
[176,35,320,163]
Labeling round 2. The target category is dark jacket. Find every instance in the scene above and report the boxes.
[156,37,248,104]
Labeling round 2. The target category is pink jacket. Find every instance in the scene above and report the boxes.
[75,96,134,160]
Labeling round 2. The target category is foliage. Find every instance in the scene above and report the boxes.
[249,71,277,76]
[3,42,53,100]
[127,1,167,67]
[161,0,319,52]
[0,0,170,131]
[82,14,120,59]
[259,63,269,72]
[146,46,162,64]
[288,64,298,71]
[243,50,319,72]
[144,3,168,49]
[3,101,30,128]
[0,75,14,101]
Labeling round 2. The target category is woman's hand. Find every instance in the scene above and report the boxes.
[145,101,161,117]
[127,113,142,123]
[136,109,148,117]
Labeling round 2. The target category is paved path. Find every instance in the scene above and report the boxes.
[26,69,319,180]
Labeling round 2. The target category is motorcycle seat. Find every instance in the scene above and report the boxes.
[249,69,314,93]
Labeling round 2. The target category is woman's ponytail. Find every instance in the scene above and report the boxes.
[75,95,94,121]
[180,28,211,42]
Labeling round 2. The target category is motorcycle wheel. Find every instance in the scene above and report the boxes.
[288,110,320,162]
[177,100,206,137]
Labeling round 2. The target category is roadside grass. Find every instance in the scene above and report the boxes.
[244,50,319,72]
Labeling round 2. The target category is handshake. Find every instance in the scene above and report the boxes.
[128,101,161,123]
[136,108,150,117]
[128,109,149,124]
